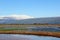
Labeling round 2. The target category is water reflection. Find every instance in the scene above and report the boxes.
[27,27,60,32]
[0,34,60,40]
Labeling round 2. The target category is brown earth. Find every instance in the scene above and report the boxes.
[0,30,60,38]
[0,24,60,28]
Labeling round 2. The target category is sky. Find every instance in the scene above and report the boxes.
[0,0,60,18]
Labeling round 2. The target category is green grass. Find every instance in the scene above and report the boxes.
[0,28,28,31]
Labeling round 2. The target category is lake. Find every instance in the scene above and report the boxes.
[0,34,60,40]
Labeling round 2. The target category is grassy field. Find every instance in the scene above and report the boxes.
[0,24,60,28]
[0,28,28,31]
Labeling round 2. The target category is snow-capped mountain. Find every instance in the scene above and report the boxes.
[0,15,34,20]
[0,15,34,24]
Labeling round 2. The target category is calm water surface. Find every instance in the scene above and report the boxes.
[0,34,60,40]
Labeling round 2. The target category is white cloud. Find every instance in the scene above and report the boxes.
[0,14,34,20]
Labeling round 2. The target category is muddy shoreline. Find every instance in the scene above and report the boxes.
[0,31,60,38]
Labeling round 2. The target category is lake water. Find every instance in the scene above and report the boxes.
[0,34,60,40]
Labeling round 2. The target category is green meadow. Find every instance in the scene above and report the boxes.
[0,27,28,31]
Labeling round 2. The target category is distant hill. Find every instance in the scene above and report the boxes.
[0,17,60,24]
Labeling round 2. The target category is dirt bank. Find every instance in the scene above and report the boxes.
[0,30,60,38]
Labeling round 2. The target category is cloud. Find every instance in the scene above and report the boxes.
[0,14,34,20]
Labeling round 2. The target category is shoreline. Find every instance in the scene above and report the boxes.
[0,31,60,38]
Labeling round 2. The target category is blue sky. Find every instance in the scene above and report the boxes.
[0,0,60,18]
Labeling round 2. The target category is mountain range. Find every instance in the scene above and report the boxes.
[0,16,60,24]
